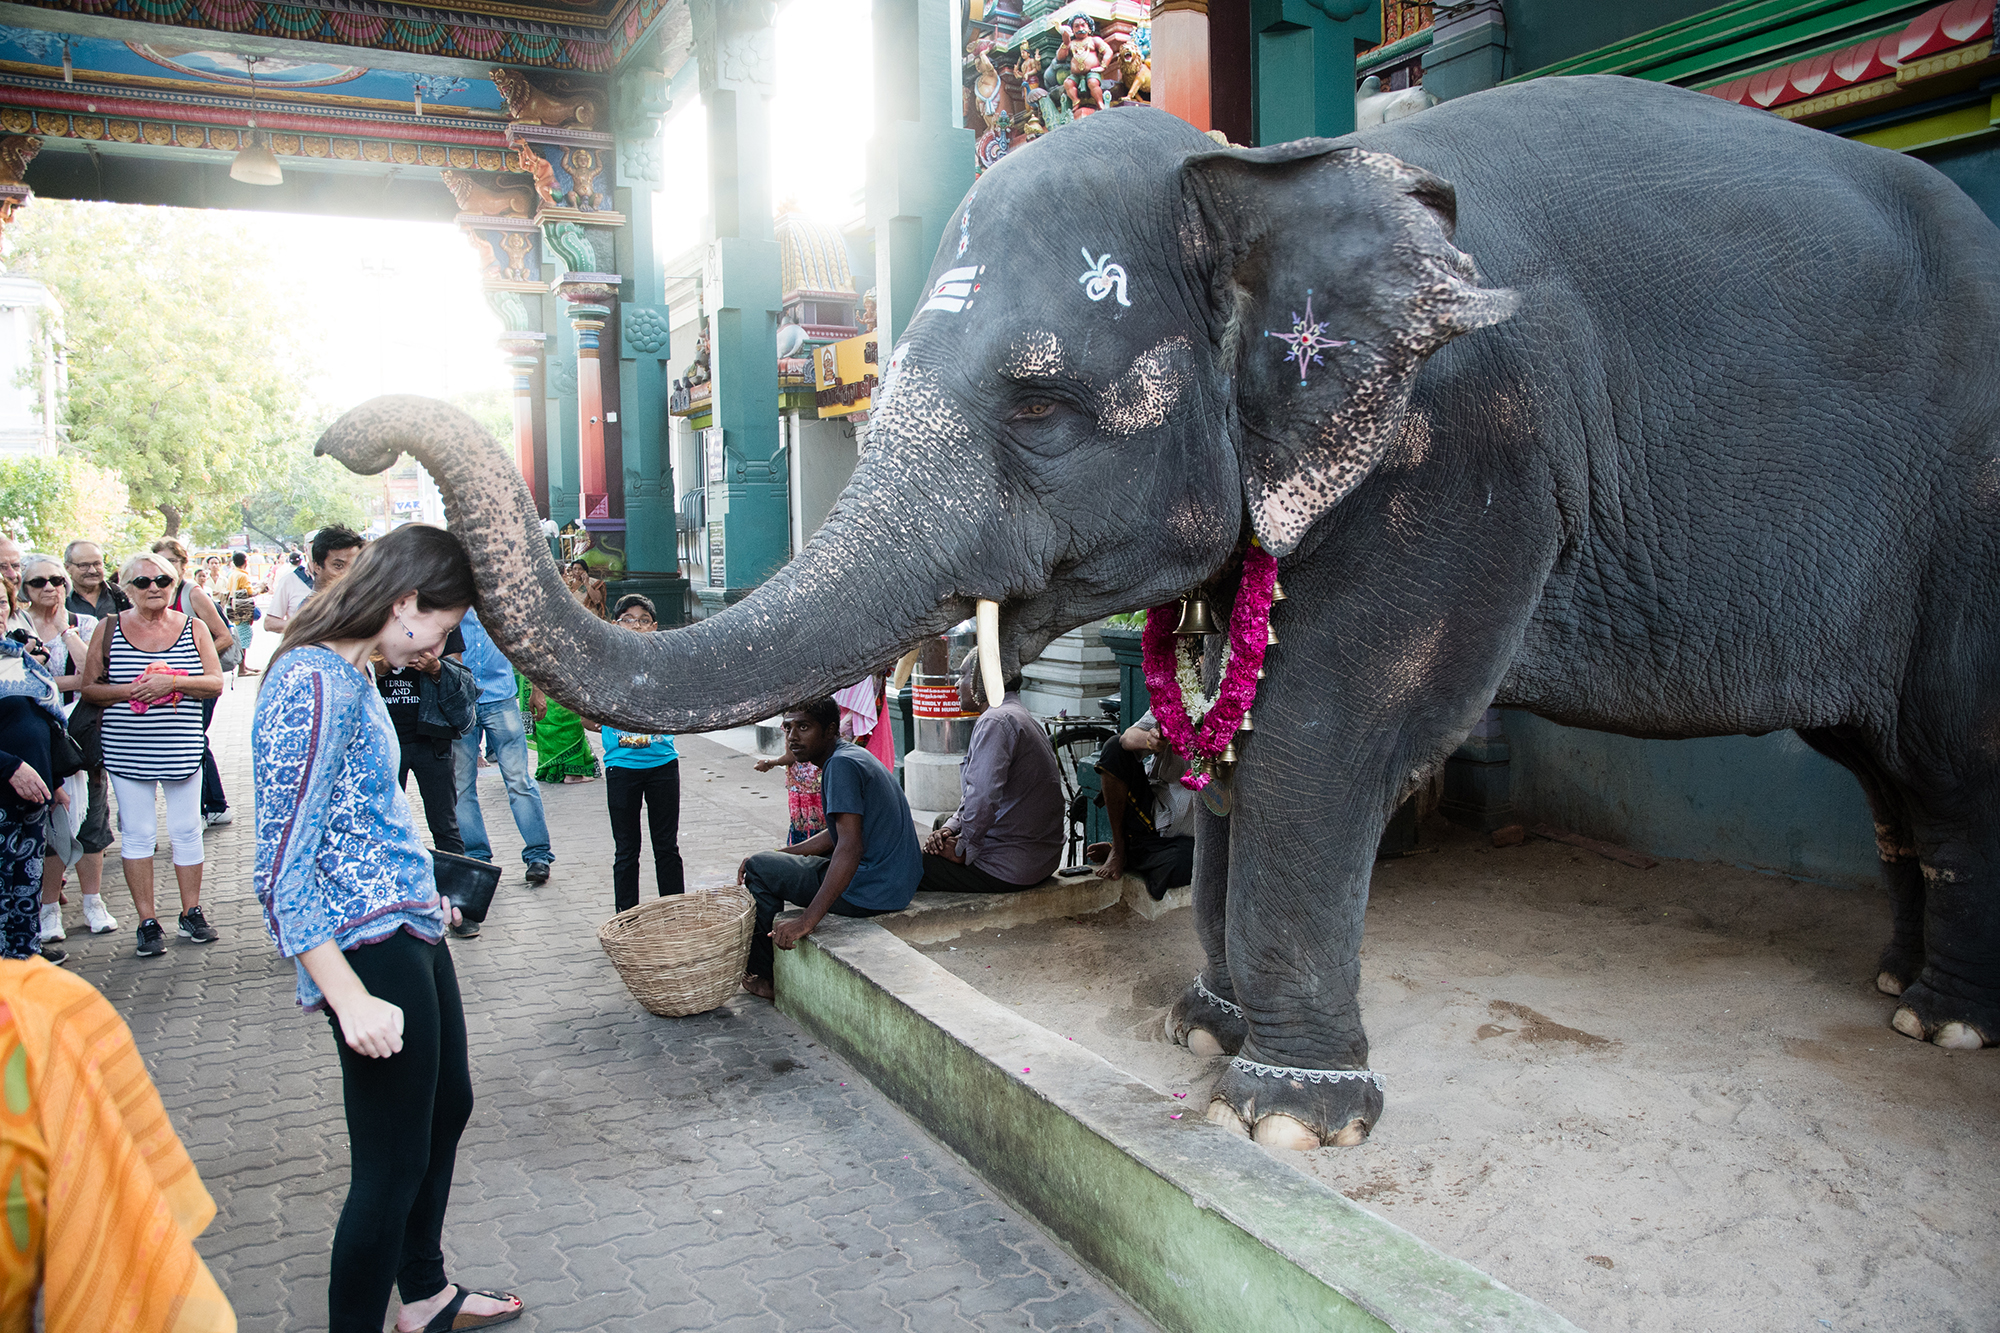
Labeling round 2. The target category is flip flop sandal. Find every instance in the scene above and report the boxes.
[420,1287,523,1332]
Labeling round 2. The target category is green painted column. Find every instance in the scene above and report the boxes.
[866,0,974,345]
[612,58,690,622]
[691,0,788,609]
[544,288,582,528]
[1248,0,1380,144]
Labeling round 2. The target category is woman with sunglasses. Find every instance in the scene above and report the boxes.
[152,537,236,829]
[79,552,224,958]
[13,556,108,954]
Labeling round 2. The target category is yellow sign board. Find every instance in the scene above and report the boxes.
[813,330,879,417]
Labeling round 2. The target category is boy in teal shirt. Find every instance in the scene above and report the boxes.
[598,596,684,912]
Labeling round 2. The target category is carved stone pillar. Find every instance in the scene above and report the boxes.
[556,276,619,533]
[498,332,547,509]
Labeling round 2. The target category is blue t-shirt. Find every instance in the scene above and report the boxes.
[601,727,678,769]
[457,608,517,705]
[819,741,921,912]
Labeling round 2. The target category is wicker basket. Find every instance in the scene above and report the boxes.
[597,887,756,1017]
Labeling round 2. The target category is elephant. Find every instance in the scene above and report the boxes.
[319,74,2000,1150]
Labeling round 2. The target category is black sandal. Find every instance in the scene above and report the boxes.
[420,1286,523,1332]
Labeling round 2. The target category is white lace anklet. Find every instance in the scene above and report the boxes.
[1192,973,1244,1020]
[1229,1057,1384,1091]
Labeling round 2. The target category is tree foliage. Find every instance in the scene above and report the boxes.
[240,426,371,545]
[8,200,316,539]
[0,454,137,554]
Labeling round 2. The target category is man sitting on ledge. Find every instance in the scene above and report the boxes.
[739,695,921,999]
[1090,711,1196,900]
[920,657,1063,893]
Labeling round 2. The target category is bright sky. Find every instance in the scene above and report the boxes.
[656,0,874,265]
[195,0,874,408]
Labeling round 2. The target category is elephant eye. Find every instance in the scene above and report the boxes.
[1010,401,1057,422]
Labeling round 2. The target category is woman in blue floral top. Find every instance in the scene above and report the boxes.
[252,524,523,1333]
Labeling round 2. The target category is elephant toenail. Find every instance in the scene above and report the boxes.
[1252,1112,1321,1151]
[1205,1099,1249,1136]
[1187,1028,1225,1058]
[1333,1118,1370,1147]
[1891,1006,1925,1040]
[1875,971,1904,997]
[1932,1022,1984,1050]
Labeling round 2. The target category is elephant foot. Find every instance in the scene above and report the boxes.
[1205,1055,1383,1150]
[1875,944,1922,997]
[1888,979,1995,1050]
[1168,972,1248,1057]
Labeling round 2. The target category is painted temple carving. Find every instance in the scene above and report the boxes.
[0,134,40,241]
[487,68,608,130]
[965,0,1152,173]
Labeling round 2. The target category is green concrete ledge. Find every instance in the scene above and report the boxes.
[777,918,1581,1333]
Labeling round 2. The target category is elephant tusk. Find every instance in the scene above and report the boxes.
[976,599,1006,708]
[889,647,920,692]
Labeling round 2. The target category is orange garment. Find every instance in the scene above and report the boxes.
[0,960,233,1333]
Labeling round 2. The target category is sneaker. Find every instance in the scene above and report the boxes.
[203,810,233,827]
[38,902,63,943]
[525,861,551,886]
[177,906,220,944]
[82,894,117,934]
[38,945,66,967]
[135,919,165,957]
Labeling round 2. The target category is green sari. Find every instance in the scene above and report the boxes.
[519,672,598,782]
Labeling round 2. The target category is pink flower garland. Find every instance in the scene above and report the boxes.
[1141,544,1278,789]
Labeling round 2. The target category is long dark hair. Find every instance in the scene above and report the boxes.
[269,525,478,673]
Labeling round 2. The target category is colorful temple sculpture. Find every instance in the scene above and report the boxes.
[962,0,1153,172]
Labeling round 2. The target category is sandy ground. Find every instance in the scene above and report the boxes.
[914,819,2000,1333]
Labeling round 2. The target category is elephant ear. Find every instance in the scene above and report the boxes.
[1182,141,1518,556]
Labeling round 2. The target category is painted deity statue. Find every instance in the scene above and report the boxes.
[1058,17,1114,112]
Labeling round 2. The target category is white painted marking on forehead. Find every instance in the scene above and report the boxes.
[922,266,985,315]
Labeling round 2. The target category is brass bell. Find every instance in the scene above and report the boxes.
[1255,666,1265,680]
[1220,742,1238,764]
[1266,623,1279,647]
[1176,593,1218,636]
[1238,710,1253,733]
[1271,579,1287,602]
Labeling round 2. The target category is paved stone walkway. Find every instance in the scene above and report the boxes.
[60,682,1147,1332]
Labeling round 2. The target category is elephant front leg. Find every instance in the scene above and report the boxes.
[1168,805,1246,1056]
[1202,845,1386,1149]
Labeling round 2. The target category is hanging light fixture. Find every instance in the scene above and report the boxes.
[229,56,283,186]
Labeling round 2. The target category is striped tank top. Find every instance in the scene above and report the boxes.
[99,613,206,781]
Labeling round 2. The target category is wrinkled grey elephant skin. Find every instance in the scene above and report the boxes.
[319,75,2000,1147]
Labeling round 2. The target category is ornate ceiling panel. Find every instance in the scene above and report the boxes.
[0,0,692,73]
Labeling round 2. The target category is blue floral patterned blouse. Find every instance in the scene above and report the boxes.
[252,646,445,1010]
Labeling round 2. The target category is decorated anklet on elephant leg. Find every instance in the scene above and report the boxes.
[1168,971,1248,1056]
[1206,1056,1385,1150]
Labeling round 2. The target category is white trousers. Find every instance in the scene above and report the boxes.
[111,773,204,866]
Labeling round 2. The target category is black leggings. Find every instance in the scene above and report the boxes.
[327,929,473,1332]
[607,760,684,912]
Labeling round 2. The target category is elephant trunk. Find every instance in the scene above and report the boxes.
[315,395,965,734]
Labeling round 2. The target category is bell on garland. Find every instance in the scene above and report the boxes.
[1266,623,1279,646]
[1220,742,1238,764]
[1176,593,1218,637]
[1256,666,1265,679]
[1271,579,1287,602]
[1239,710,1253,733]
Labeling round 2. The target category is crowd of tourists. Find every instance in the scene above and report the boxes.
[0,511,1208,1333]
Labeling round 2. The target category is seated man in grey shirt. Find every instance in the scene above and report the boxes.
[920,658,1064,893]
